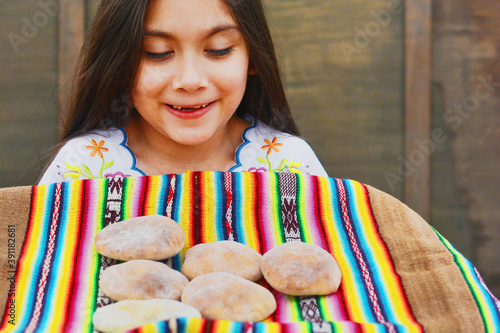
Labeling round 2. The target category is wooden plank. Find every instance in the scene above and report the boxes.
[404,0,432,220]
[0,0,59,186]
[58,0,85,126]
[266,0,405,198]
[86,0,100,30]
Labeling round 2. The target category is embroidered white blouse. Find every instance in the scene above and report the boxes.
[39,117,328,184]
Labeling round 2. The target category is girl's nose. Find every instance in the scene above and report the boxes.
[172,56,208,92]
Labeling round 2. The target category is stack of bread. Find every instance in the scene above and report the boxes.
[93,215,342,333]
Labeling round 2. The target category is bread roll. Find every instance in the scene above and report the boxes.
[95,215,185,261]
[261,241,341,295]
[181,241,262,281]
[93,299,201,333]
[100,259,189,301]
[181,272,276,321]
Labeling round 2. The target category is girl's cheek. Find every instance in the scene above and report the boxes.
[138,64,170,91]
[214,59,250,87]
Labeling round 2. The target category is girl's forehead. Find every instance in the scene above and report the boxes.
[145,0,238,32]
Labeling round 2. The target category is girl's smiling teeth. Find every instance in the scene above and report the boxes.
[168,102,213,111]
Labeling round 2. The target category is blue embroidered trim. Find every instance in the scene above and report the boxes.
[118,127,146,176]
[229,116,257,172]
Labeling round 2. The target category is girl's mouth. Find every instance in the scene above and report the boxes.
[167,102,213,112]
[165,101,215,119]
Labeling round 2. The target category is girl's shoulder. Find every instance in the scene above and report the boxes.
[58,127,126,152]
[231,117,328,177]
[38,128,145,184]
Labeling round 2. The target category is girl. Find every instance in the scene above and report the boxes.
[39,0,327,184]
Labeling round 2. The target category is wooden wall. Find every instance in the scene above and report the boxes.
[431,0,500,299]
[267,0,405,199]
[0,0,498,298]
[0,1,59,186]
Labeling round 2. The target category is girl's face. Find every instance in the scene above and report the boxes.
[131,0,251,146]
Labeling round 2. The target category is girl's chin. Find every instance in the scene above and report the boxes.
[165,131,214,146]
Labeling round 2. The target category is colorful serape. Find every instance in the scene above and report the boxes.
[1,171,499,332]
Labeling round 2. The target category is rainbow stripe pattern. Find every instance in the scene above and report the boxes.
[1,171,499,332]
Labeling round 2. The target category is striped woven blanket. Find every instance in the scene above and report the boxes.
[0,171,499,332]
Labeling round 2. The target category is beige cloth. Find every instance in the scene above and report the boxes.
[366,185,484,332]
[0,186,31,313]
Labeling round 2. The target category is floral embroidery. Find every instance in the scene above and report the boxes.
[261,137,283,154]
[256,137,303,174]
[60,139,115,180]
[289,161,303,174]
[56,163,81,179]
[247,167,268,173]
[104,171,131,179]
[86,139,109,158]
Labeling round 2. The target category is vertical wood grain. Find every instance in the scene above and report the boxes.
[0,1,60,186]
[267,0,405,198]
[58,0,85,126]
[405,0,432,220]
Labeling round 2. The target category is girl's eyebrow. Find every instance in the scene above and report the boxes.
[145,24,241,39]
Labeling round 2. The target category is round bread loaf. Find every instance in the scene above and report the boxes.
[261,241,341,296]
[99,260,189,301]
[181,241,262,281]
[181,272,276,321]
[93,299,201,333]
[95,215,185,261]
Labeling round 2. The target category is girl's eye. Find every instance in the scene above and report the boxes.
[206,47,234,57]
[145,51,173,60]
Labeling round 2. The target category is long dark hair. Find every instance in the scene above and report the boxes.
[223,0,298,135]
[60,0,298,142]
